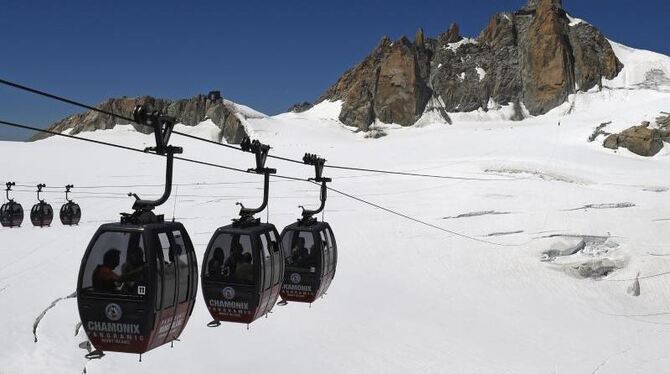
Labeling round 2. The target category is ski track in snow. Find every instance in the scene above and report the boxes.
[33,292,76,343]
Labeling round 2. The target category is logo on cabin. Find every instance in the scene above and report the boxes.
[290,273,301,284]
[222,287,236,300]
[105,303,122,321]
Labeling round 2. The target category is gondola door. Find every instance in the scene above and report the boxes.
[267,230,283,309]
[256,231,283,318]
[322,226,337,293]
[166,229,196,341]
[146,231,178,350]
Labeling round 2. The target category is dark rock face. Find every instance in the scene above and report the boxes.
[521,0,575,115]
[603,123,665,157]
[374,37,431,126]
[569,22,623,92]
[33,92,251,144]
[318,0,623,130]
[288,102,313,113]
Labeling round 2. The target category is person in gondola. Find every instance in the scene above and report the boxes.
[306,244,319,269]
[121,246,146,294]
[223,242,243,279]
[92,249,121,292]
[235,252,253,282]
[207,247,226,280]
[291,237,309,267]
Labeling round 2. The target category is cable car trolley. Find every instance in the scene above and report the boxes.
[30,184,53,227]
[279,154,337,304]
[60,184,81,226]
[201,137,285,327]
[1,182,23,228]
[76,106,198,358]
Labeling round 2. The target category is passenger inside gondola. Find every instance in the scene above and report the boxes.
[207,247,225,280]
[92,249,121,291]
[223,242,242,278]
[121,246,146,294]
[205,233,255,283]
[290,237,308,266]
[235,252,253,282]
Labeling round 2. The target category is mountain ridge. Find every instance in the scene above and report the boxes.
[32,0,670,142]
[316,0,624,131]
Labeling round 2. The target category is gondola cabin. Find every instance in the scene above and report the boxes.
[60,185,81,226]
[1,182,23,228]
[280,222,337,303]
[60,202,81,226]
[30,184,53,227]
[201,223,284,324]
[77,221,198,354]
[30,202,53,227]
[0,201,23,228]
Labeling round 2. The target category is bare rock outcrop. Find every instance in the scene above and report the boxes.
[318,0,623,131]
[569,22,623,91]
[33,91,250,144]
[288,102,313,113]
[521,0,575,115]
[603,123,665,156]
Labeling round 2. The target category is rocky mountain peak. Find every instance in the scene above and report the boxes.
[318,0,623,131]
[34,91,250,143]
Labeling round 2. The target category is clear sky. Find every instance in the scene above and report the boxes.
[1,0,668,140]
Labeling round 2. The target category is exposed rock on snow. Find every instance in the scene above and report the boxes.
[603,123,665,156]
[569,22,623,92]
[288,102,313,113]
[588,121,612,142]
[34,92,256,144]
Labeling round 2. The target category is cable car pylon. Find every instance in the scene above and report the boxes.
[201,137,285,328]
[76,105,198,359]
[1,182,24,228]
[279,153,338,305]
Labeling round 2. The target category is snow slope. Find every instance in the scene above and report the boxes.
[2,43,670,374]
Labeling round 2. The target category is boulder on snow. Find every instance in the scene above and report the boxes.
[603,123,664,156]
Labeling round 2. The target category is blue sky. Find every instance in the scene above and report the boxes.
[1,0,668,140]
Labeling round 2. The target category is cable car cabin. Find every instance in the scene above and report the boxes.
[0,201,23,228]
[201,223,284,325]
[60,202,81,226]
[77,221,198,354]
[280,222,337,303]
[60,185,81,226]
[30,202,53,227]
